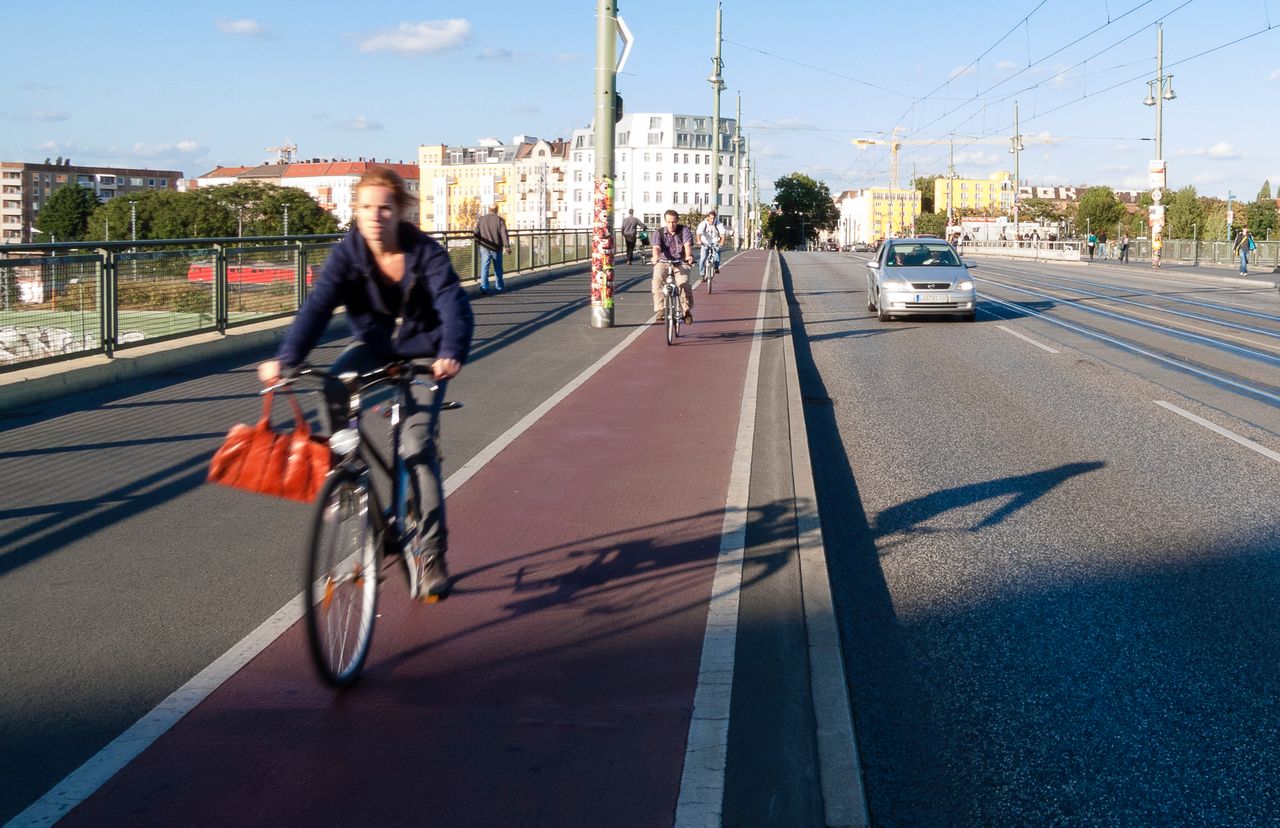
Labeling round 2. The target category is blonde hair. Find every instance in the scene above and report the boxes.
[356,166,413,214]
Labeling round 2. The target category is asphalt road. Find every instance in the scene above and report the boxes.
[786,251,1280,826]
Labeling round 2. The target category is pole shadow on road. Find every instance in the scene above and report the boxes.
[874,461,1106,540]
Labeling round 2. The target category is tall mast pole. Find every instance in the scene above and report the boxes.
[708,2,725,215]
[590,0,617,328]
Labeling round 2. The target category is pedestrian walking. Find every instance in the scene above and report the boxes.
[474,204,511,294]
[1087,231,1097,260]
[1233,227,1255,275]
[1119,233,1130,263]
[621,209,644,264]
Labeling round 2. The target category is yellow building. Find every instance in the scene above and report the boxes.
[934,170,1013,215]
[418,141,517,232]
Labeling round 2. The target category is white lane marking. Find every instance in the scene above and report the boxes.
[981,277,1280,365]
[7,320,655,828]
[979,294,1280,406]
[995,324,1061,353]
[1154,400,1280,464]
[674,251,771,827]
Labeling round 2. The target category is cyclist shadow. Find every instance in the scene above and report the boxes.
[379,501,795,667]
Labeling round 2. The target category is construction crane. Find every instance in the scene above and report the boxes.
[853,129,1048,190]
[265,141,298,164]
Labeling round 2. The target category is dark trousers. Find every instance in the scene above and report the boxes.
[322,343,448,555]
[624,235,637,263]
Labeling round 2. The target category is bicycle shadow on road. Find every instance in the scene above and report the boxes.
[375,500,796,673]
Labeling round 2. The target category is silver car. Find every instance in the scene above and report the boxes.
[865,238,977,322]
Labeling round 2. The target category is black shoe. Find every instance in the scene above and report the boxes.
[478,287,489,296]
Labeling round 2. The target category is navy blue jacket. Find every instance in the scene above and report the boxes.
[276,222,474,368]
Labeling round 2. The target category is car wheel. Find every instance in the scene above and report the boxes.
[961,311,976,322]
[877,293,891,322]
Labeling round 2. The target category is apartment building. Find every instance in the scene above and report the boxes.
[933,171,1014,216]
[418,137,571,232]
[837,187,923,244]
[567,112,742,230]
[1,160,181,244]
[196,159,420,227]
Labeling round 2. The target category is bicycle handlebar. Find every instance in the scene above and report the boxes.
[261,362,439,396]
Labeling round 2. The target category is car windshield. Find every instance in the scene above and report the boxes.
[886,243,960,268]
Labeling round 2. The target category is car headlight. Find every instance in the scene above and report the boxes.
[882,279,911,291]
[954,280,974,291]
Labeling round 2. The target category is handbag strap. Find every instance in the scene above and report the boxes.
[259,389,313,436]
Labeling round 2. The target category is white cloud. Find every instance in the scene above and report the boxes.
[995,60,1018,72]
[477,48,518,62]
[756,144,787,159]
[1194,172,1225,185]
[130,140,207,158]
[216,19,273,37]
[949,65,975,80]
[359,20,470,54]
[1176,142,1241,159]
[953,151,999,166]
[333,115,383,131]
[1270,69,1280,80]
[5,109,68,122]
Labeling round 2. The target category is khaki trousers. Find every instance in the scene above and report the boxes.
[652,261,693,315]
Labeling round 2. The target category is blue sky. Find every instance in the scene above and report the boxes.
[6,0,1279,205]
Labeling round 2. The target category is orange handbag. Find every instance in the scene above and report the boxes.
[207,390,331,502]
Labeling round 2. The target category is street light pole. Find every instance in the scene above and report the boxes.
[1143,23,1175,268]
[283,203,289,237]
[1009,101,1024,238]
[590,0,619,328]
[708,2,725,215]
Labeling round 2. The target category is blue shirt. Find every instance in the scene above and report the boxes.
[654,224,694,262]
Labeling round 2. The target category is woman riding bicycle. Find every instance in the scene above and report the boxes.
[258,166,474,600]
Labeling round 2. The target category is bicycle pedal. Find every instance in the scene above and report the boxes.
[421,592,447,604]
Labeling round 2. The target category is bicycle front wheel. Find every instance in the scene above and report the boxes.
[305,469,379,687]
[666,294,677,345]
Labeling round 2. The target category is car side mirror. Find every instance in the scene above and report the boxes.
[962,261,973,268]
[867,261,880,269]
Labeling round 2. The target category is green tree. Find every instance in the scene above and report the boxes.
[1019,197,1063,223]
[912,175,937,214]
[1246,180,1277,238]
[1198,197,1228,240]
[258,187,340,236]
[766,173,840,249]
[1076,186,1124,238]
[1165,185,1206,239]
[35,183,99,241]
[915,211,946,237]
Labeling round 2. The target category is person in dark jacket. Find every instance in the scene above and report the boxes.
[259,166,474,599]
[474,204,511,294]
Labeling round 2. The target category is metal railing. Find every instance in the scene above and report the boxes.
[0,227,615,371]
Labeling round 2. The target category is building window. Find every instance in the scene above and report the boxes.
[656,153,662,163]
[643,172,650,182]
[643,192,649,202]
[643,153,650,162]
[656,172,662,182]
[647,132,663,145]
[683,173,689,183]
[649,116,661,128]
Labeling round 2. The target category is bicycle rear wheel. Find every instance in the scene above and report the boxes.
[666,292,677,345]
[305,469,379,687]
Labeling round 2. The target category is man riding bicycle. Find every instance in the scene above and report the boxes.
[696,209,723,280]
[651,208,695,324]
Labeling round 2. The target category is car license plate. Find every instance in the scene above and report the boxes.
[917,293,950,303]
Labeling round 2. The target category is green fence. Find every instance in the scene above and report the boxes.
[0,227,616,372]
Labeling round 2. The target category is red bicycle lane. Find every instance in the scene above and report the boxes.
[55,253,772,827]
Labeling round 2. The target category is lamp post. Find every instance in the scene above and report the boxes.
[283,203,289,237]
[1009,101,1024,238]
[129,200,137,243]
[1143,22,1175,268]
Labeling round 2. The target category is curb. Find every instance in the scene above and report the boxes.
[777,250,869,827]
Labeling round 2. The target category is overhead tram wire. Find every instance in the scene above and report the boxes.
[912,0,1196,139]
[722,39,915,99]
[893,0,1052,128]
